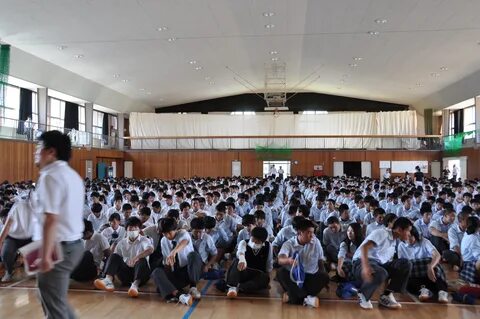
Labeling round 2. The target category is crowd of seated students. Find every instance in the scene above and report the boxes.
[0,172,479,310]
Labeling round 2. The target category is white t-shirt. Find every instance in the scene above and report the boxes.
[114,235,154,263]
[84,233,110,266]
[101,226,126,244]
[160,229,194,268]
[353,228,396,264]
[87,213,108,232]
[33,161,85,242]
[7,200,34,239]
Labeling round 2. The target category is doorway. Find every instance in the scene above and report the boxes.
[443,156,467,181]
[344,161,362,177]
[263,161,290,179]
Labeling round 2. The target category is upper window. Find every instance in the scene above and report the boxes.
[302,110,328,115]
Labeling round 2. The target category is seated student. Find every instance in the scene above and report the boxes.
[237,214,256,244]
[385,193,402,215]
[94,217,154,298]
[352,217,413,310]
[460,216,480,284]
[215,203,237,246]
[323,216,346,266]
[226,227,273,298]
[166,209,188,230]
[0,199,34,282]
[363,199,379,226]
[309,195,325,224]
[398,226,449,303]
[456,192,472,214]
[432,198,445,216]
[138,207,155,228]
[277,218,329,308]
[337,222,364,282]
[280,205,299,232]
[366,208,386,236]
[471,198,480,217]
[254,210,274,240]
[414,206,433,240]
[72,220,110,282]
[397,195,420,220]
[429,206,455,255]
[101,213,126,250]
[190,217,218,275]
[324,199,339,221]
[121,203,133,225]
[151,201,163,223]
[179,202,194,230]
[272,216,303,256]
[225,202,243,229]
[338,204,355,232]
[107,195,124,220]
[204,215,229,261]
[88,203,108,232]
[150,217,201,305]
[444,211,469,270]
[351,195,368,224]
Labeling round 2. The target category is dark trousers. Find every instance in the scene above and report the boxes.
[226,259,270,293]
[407,276,448,295]
[325,244,339,263]
[430,236,449,255]
[276,267,329,304]
[443,250,461,267]
[1,236,32,274]
[104,253,150,286]
[352,258,412,300]
[71,251,98,282]
[151,266,190,298]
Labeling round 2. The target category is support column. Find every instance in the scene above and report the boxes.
[117,113,125,150]
[442,109,450,136]
[475,96,480,144]
[85,102,93,146]
[37,88,48,132]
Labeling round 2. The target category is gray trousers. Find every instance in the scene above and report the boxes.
[37,241,84,319]
[151,251,203,298]
[1,236,32,274]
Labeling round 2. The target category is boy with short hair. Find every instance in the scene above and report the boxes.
[429,207,456,254]
[101,213,126,249]
[87,203,108,232]
[323,216,346,265]
[138,206,155,228]
[413,206,432,240]
[366,208,386,236]
[237,214,256,243]
[443,211,469,269]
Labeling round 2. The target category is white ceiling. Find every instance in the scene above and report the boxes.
[2,0,480,112]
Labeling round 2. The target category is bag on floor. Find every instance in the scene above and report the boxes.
[290,252,305,288]
[336,282,358,299]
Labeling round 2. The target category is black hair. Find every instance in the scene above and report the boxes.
[159,217,178,233]
[338,204,349,213]
[420,206,432,215]
[253,210,266,220]
[167,209,180,219]
[373,207,386,217]
[466,216,480,234]
[296,218,316,231]
[122,203,132,211]
[204,216,217,229]
[190,217,205,230]
[91,203,103,213]
[383,213,398,227]
[241,214,256,226]
[297,204,309,218]
[139,207,152,217]
[38,130,72,161]
[179,202,191,210]
[326,216,340,225]
[251,227,268,242]
[125,216,142,229]
[291,216,305,230]
[392,216,413,230]
[83,219,94,234]
[152,201,161,209]
[344,222,364,253]
[109,212,121,222]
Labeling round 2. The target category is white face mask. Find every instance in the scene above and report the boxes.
[248,239,263,250]
[127,230,139,241]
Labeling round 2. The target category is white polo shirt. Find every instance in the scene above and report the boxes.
[7,200,34,239]
[34,161,84,242]
[353,228,396,264]
[84,233,110,266]
[114,235,153,263]
[101,226,126,244]
[160,229,194,268]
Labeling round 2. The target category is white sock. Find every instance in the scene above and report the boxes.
[133,280,140,286]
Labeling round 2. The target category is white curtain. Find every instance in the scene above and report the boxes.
[129,111,418,149]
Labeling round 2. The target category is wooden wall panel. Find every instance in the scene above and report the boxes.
[454,148,480,179]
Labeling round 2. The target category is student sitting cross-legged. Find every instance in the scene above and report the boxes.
[276,218,330,308]
[337,222,364,282]
[94,217,154,297]
[190,217,218,279]
[398,226,449,303]
[150,217,201,305]
[352,217,413,310]
[226,227,272,298]
[460,216,480,284]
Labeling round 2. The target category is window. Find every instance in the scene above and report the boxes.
[231,111,255,115]
[449,111,455,135]
[464,106,475,139]
[47,98,65,131]
[78,106,85,131]
[302,110,328,115]
[0,84,20,127]
[32,92,38,125]
[93,110,104,136]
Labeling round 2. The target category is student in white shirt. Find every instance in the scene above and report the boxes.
[138,207,155,228]
[272,216,301,256]
[226,227,272,298]
[429,205,455,255]
[366,208,386,236]
[101,213,126,250]
[460,216,480,283]
[337,223,363,282]
[94,217,154,298]
[151,201,163,223]
[87,203,108,232]
[352,217,413,310]
[0,199,34,282]
[107,196,123,219]
[151,217,200,305]
[190,218,217,275]
[237,214,255,245]
[443,211,469,270]
[179,202,194,230]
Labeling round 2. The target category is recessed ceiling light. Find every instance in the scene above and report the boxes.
[342,74,351,78]
[270,50,278,55]
[271,57,279,61]
[209,81,215,85]
[73,54,84,59]
[194,66,203,70]
[430,72,440,77]
[189,60,197,65]
[349,63,358,67]
[157,26,169,31]
[167,37,177,42]
[440,66,448,71]
[265,24,275,29]
[353,57,363,61]
[205,76,211,80]
[158,97,164,101]
[416,82,423,87]
[57,45,67,50]
[122,79,129,83]
[263,12,275,17]
[146,92,152,95]
[367,31,380,36]
[113,74,120,78]
[139,88,145,91]
[374,19,387,24]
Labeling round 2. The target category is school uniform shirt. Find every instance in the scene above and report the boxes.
[366,222,385,236]
[386,202,402,215]
[363,212,375,225]
[33,160,84,242]
[84,233,110,266]
[414,218,431,239]
[179,214,194,229]
[160,203,180,217]
[352,207,367,224]
[235,202,251,217]
[142,225,161,248]
[448,224,465,251]
[323,228,346,249]
[396,206,420,220]
[338,241,358,261]
[431,211,444,222]
[460,233,480,262]
[379,199,388,210]
[237,239,273,273]
[309,205,325,223]
[279,236,325,274]
[107,206,123,220]
[191,232,217,264]
[429,219,451,234]
[87,213,108,232]
[204,204,216,216]
[216,215,237,239]
[115,235,154,264]
[161,229,194,268]
[7,200,34,239]
[101,226,126,245]
[208,227,229,247]
[272,225,296,248]
[339,217,355,232]
[353,228,396,264]
[397,239,436,260]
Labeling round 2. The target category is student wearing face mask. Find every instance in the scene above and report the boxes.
[226,227,272,298]
[94,217,154,298]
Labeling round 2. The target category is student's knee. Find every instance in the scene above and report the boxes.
[188,251,201,263]
[396,258,413,274]
[372,266,388,283]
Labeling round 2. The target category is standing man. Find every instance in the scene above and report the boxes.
[278,166,284,180]
[451,164,458,182]
[34,131,84,319]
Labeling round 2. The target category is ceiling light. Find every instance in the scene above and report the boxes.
[113,74,120,78]
[349,63,358,67]
[209,81,215,85]
[205,76,211,80]
[122,79,129,83]
[374,19,387,24]
[430,72,440,77]
[189,60,197,65]
[440,66,448,71]
[73,54,84,59]
[416,82,423,87]
[271,57,279,61]
[270,50,278,55]
[265,24,275,29]
[146,92,152,95]
[167,37,177,42]
[139,88,145,91]
[157,26,169,31]
[263,12,275,17]
[342,74,351,78]
[353,57,363,61]
[57,45,67,50]
[367,31,380,36]
[194,66,203,70]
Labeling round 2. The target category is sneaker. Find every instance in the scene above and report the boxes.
[419,286,432,302]
[282,292,289,303]
[190,287,202,299]
[358,292,373,310]
[379,293,402,309]
[166,296,179,303]
[438,290,449,304]
[227,287,238,298]
[453,265,460,272]
[179,293,193,306]
[224,253,231,260]
[94,278,115,292]
[303,295,319,308]
[128,283,139,298]
[1,272,13,283]
[330,262,337,271]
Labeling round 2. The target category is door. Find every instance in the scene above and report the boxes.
[361,161,372,178]
[333,161,344,177]
[85,160,93,180]
[431,161,441,178]
[232,161,241,177]
[344,161,362,177]
[124,161,133,178]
